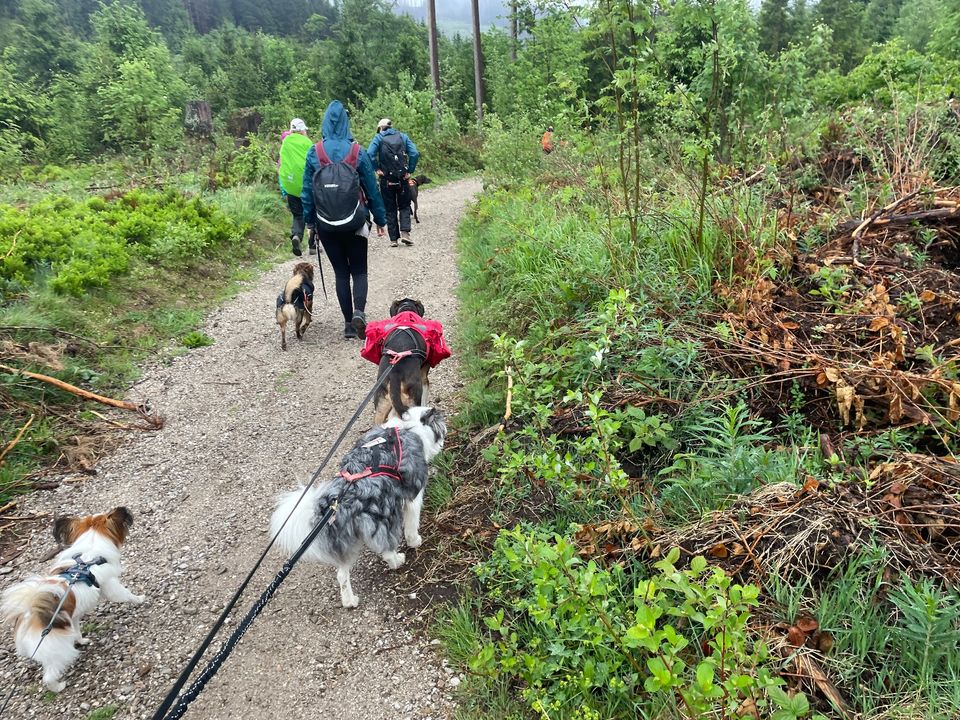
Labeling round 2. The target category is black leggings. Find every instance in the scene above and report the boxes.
[317,231,368,323]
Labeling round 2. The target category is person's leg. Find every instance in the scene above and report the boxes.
[287,195,304,255]
[381,177,400,245]
[318,231,353,326]
[398,182,413,245]
[346,236,368,314]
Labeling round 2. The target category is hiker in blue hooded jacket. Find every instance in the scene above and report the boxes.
[302,100,388,340]
[368,118,420,247]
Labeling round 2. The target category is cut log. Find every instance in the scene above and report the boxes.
[836,206,959,235]
[184,100,213,138]
[227,108,263,144]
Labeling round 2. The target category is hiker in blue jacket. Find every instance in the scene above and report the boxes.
[302,100,387,340]
[368,118,420,247]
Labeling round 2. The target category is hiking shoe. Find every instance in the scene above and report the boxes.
[291,235,302,256]
[309,245,317,255]
[400,231,413,246]
[390,239,399,248]
[344,322,358,339]
[351,311,367,339]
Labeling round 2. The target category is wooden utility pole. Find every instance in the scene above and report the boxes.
[510,1,518,61]
[426,0,441,101]
[471,0,485,123]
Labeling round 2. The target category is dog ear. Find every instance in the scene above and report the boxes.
[105,506,134,545]
[415,300,425,316]
[52,516,77,546]
[389,299,401,316]
[420,407,435,424]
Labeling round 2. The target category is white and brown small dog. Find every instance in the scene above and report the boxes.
[276,262,315,350]
[0,507,143,692]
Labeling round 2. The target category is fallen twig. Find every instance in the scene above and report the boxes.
[0,415,34,466]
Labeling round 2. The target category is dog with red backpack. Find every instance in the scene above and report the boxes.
[360,298,451,424]
[301,100,388,340]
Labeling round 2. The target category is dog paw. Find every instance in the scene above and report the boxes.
[76,637,91,646]
[341,593,359,609]
[45,679,66,693]
[406,534,423,549]
[385,552,406,570]
[129,594,146,605]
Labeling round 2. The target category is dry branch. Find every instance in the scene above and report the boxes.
[0,364,138,410]
[0,364,162,430]
[0,414,34,466]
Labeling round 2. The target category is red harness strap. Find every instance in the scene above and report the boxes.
[338,426,404,483]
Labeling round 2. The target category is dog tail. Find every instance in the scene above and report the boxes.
[284,273,304,304]
[271,485,327,560]
[389,372,410,420]
[1,580,73,634]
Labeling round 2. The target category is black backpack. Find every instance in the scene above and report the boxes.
[379,132,408,180]
[312,142,367,233]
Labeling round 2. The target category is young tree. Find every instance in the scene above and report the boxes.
[816,0,868,71]
[758,0,791,55]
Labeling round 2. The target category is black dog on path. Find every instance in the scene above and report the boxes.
[410,175,432,223]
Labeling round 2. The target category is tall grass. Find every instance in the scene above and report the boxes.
[769,547,960,719]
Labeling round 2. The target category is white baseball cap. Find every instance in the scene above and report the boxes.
[378,118,392,130]
[290,118,308,132]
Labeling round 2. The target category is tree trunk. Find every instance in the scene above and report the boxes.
[426,0,441,101]
[510,0,518,61]
[471,0,485,124]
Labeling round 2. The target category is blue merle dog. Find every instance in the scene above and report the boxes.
[271,406,446,607]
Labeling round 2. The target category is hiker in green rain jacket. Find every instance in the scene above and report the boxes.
[278,118,316,256]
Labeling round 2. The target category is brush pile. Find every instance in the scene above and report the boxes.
[709,185,960,439]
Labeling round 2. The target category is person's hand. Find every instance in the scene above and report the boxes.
[377,225,386,237]
[408,177,416,187]
[306,224,315,233]
[376,169,384,177]
[403,172,411,180]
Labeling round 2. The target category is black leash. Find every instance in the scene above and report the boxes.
[152,361,397,720]
[162,500,338,719]
[0,556,105,717]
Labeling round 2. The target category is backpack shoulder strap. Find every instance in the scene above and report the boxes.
[345,142,361,168]
[315,142,332,167]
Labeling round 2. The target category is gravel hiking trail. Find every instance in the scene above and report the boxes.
[1,177,482,720]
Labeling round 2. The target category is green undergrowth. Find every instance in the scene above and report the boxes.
[443,179,960,719]
[0,183,286,503]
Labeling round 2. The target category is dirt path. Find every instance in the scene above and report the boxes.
[1,177,481,719]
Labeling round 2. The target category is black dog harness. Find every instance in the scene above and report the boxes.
[383,326,428,364]
[275,280,315,311]
[338,426,403,482]
[57,554,107,589]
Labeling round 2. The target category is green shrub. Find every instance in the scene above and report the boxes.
[0,189,245,298]
[474,533,817,720]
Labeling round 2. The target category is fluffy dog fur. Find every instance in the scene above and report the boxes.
[276,262,315,351]
[410,175,432,223]
[373,298,430,425]
[271,406,446,608]
[1,507,143,691]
